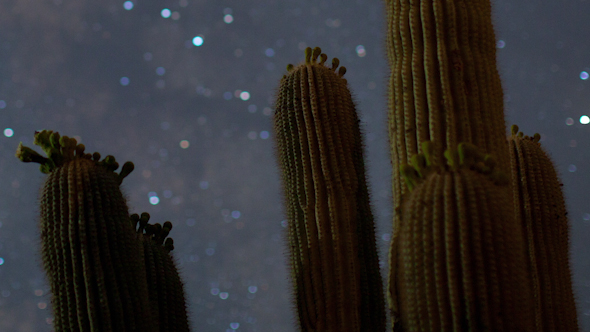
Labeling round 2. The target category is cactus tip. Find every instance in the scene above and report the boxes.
[458,142,480,166]
[410,154,426,178]
[444,149,457,169]
[400,163,420,191]
[49,132,61,149]
[338,66,347,77]
[304,47,312,63]
[286,64,294,72]
[164,238,174,251]
[15,142,48,165]
[511,124,519,136]
[420,141,434,166]
[75,144,85,156]
[163,221,173,230]
[118,161,135,183]
[312,47,321,62]
[319,53,328,66]
[533,133,541,143]
[331,57,340,71]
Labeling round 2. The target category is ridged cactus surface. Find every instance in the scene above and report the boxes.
[132,213,190,332]
[273,47,385,331]
[16,130,154,332]
[385,0,509,168]
[508,125,579,331]
[384,0,531,329]
[397,142,534,331]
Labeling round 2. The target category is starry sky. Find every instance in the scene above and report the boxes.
[0,0,589,331]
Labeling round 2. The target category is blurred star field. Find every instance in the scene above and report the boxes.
[0,0,589,331]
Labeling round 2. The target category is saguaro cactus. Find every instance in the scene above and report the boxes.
[508,125,578,331]
[132,212,190,332]
[273,46,386,331]
[16,130,192,332]
[385,0,538,330]
[16,130,155,332]
[273,0,578,331]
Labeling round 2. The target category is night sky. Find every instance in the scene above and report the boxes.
[0,0,589,331]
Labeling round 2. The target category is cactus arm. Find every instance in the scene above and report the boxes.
[508,127,579,331]
[132,213,190,332]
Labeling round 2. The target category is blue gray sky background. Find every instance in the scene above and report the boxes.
[0,0,589,331]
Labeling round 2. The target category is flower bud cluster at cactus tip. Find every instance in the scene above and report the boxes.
[15,129,134,184]
[400,141,508,191]
[511,124,541,143]
[131,212,175,251]
[284,46,347,80]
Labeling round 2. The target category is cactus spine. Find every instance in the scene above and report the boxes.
[273,47,386,331]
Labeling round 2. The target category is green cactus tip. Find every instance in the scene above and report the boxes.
[15,130,134,183]
[402,141,508,191]
[289,47,346,79]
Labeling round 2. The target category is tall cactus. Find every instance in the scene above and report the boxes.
[273,46,386,331]
[385,0,536,330]
[15,130,155,332]
[273,0,578,331]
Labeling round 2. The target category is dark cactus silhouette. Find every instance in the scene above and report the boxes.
[271,0,579,330]
[132,212,190,332]
[15,130,189,332]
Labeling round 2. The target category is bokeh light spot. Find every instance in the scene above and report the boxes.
[123,1,133,10]
[161,8,171,18]
[3,128,14,137]
[240,91,250,100]
[120,77,130,86]
[580,115,590,124]
[580,71,589,80]
[224,14,233,23]
[356,45,366,57]
[192,36,204,46]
